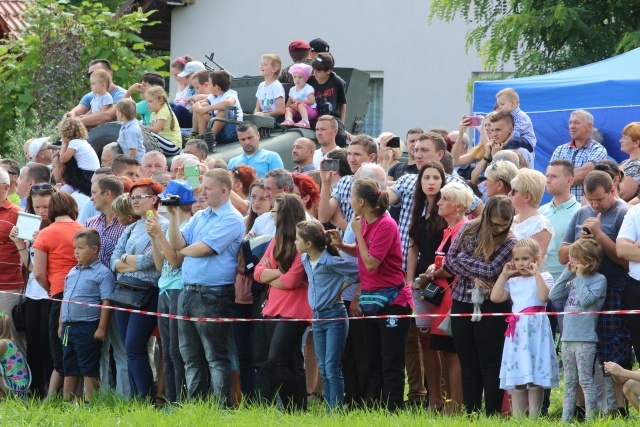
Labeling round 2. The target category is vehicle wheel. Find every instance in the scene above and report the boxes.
[88,122,160,159]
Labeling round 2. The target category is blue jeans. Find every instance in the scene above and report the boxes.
[178,284,234,406]
[158,289,185,403]
[215,122,238,144]
[115,288,159,400]
[313,302,349,411]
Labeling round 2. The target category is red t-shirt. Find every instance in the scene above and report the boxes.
[0,199,22,290]
[357,212,412,308]
[33,221,84,295]
[254,240,312,320]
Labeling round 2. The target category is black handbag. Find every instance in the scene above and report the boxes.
[110,276,155,309]
[420,282,446,306]
[12,298,26,332]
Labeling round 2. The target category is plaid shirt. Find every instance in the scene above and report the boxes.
[444,222,517,303]
[293,163,317,173]
[85,213,126,269]
[550,138,607,201]
[331,174,355,225]
[510,107,537,149]
[391,173,483,269]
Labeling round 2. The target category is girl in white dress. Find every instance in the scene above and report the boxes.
[490,238,559,419]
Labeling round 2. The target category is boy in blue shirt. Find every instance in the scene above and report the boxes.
[496,88,537,151]
[116,99,145,161]
[60,229,115,402]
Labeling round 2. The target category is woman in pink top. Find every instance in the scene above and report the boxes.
[254,194,310,412]
[332,178,412,412]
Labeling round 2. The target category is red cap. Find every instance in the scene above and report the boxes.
[288,39,311,52]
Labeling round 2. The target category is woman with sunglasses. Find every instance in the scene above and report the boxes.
[484,160,518,199]
[445,195,516,416]
[110,178,168,401]
[32,191,84,399]
[9,183,56,398]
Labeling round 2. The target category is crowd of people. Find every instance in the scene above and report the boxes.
[1,39,640,421]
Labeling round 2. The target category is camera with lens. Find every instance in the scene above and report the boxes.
[160,195,180,206]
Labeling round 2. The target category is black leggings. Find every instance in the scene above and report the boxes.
[25,298,53,398]
[265,320,308,412]
[451,298,511,416]
[624,278,640,362]
[362,304,411,412]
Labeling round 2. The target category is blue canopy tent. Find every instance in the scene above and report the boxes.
[472,48,640,175]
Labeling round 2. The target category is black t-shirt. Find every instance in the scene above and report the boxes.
[308,72,347,119]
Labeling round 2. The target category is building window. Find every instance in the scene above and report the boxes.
[363,76,383,137]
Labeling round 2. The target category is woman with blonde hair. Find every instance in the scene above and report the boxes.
[509,168,554,257]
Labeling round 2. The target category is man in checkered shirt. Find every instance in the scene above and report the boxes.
[318,135,378,229]
[388,132,484,269]
[550,109,607,202]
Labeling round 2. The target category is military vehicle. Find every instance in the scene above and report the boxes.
[87,64,371,169]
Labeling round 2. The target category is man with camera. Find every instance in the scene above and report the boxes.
[167,168,245,405]
[312,115,339,169]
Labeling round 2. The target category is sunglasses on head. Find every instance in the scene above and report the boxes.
[31,183,54,194]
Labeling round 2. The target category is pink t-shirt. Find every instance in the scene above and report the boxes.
[254,240,312,320]
[357,212,412,308]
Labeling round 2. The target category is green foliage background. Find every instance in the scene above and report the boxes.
[429,0,640,77]
[0,0,167,160]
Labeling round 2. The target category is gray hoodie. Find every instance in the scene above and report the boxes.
[548,266,607,343]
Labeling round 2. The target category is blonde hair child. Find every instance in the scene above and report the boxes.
[490,238,559,419]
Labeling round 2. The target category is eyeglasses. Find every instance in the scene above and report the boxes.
[5,170,18,176]
[270,209,278,213]
[490,220,512,229]
[31,183,54,194]
[508,188,519,196]
[130,195,155,202]
[231,167,239,175]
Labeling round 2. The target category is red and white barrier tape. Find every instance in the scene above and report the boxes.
[2,290,639,323]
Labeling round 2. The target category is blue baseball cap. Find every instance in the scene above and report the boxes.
[160,180,197,205]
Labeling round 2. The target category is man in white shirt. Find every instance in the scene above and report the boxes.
[312,115,339,169]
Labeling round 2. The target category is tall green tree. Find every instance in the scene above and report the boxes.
[0,0,166,158]
[429,0,640,77]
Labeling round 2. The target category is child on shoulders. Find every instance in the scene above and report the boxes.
[0,312,30,398]
[83,69,113,117]
[496,88,537,151]
[490,238,559,419]
[116,99,145,161]
[254,54,285,118]
[283,63,317,129]
[60,229,115,402]
[58,113,100,181]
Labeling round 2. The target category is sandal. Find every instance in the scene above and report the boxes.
[294,120,310,128]
[282,119,295,126]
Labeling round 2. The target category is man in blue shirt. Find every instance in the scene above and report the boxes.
[168,168,245,405]
[69,59,126,130]
[228,122,284,178]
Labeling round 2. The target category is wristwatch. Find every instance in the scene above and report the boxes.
[120,253,128,262]
[483,156,492,162]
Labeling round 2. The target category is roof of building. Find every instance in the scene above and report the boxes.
[0,0,26,37]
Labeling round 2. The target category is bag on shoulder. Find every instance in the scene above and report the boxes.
[359,285,403,316]
[110,276,155,309]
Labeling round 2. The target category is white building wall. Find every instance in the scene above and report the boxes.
[170,0,511,137]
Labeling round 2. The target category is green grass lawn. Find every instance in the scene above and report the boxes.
[0,389,637,426]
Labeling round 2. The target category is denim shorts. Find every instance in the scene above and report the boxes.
[62,321,102,377]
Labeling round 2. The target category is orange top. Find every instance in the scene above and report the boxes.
[33,221,84,295]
